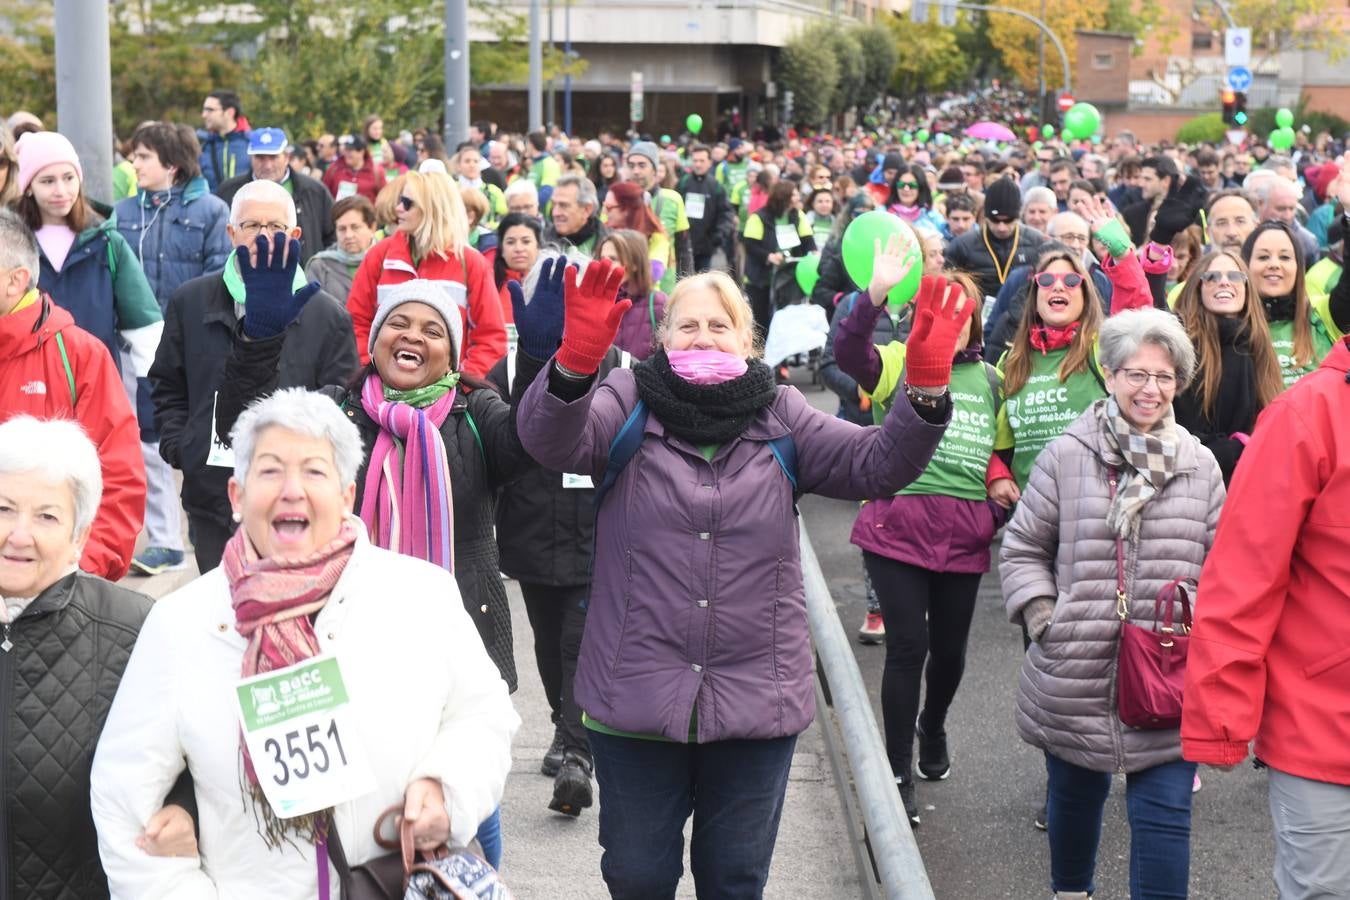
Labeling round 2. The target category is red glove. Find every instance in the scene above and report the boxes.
[904,274,976,389]
[555,258,631,375]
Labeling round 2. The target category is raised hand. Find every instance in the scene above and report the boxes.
[867,232,918,308]
[508,257,566,359]
[903,274,975,390]
[239,232,320,339]
[555,257,631,375]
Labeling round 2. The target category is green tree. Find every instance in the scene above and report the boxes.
[885,17,969,97]
[819,26,865,119]
[777,23,840,127]
[853,23,898,110]
[1175,113,1227,144]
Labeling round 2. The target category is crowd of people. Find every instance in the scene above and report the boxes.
[1,82,1348,900]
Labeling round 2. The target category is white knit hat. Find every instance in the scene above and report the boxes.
[368,279,465,371]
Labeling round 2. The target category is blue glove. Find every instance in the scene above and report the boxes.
[239,233,321,339]
[508,256,566,359]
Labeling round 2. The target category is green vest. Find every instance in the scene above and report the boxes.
[1268,313,1334,388]
[998,347,1105,489]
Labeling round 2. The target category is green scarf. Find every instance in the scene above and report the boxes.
[224,252,310,305]
[382,372,460,408]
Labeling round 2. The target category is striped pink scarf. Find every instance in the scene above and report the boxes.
[358,373,456,572]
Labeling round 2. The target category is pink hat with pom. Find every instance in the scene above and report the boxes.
[16,131,83,195]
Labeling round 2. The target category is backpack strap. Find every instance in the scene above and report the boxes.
[648,291,658,336]
[767,434,799,496]
[54,332,77,405]
[594,400,650,509]
[462,407,486,467]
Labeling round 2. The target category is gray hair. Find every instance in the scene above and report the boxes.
[555,173,596,210]
[1024,186,1056,210]
[522,248,591,304]
[229,388,364,488]
[0,416,102,538]
[504,179,538,203]
[1097,308,1196,390]
[229,179,298,228]
[0,207,39,290]
[1046,211,1088,238]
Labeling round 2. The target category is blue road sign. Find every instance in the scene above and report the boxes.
[1227,66,1252,92]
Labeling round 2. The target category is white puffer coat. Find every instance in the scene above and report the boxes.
[1001,406,1225,774]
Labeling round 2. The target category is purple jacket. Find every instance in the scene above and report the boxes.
[611,290,667,361]
[834,295,1002,573]
[518,365,949,742]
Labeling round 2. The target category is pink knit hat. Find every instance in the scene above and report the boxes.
[16,131,83,195]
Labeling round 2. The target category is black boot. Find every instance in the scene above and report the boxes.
[896,773,920,827]
[541,725,565,777]
[548,750,594,817]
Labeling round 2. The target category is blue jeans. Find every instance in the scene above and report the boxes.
[1046,753,1196,899]
[588,730,797,900]
[475,806,501,870]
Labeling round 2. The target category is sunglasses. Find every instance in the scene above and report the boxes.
[1199,270,1248,284]
[987,216,1015,225]
[897,180,920,189]
[1034,272,1084,290]
[397,196,416,212]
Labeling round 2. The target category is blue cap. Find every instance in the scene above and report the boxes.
[248,127,288,155]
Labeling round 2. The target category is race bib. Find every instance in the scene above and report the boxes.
[775,223,801,251]
[205,392,236,469]
[234,655,376,819]
[685,193,707,220]
[562,473,594,489]
[335,181,358,200]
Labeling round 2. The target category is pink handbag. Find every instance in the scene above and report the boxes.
[1109,470,1193,730]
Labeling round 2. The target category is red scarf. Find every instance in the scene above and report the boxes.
[1029,321,1081,354]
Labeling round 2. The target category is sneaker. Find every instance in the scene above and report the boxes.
[1034,799,1048,831]
[915,718,951,781]
[548,751,594,817]
[129,547,187,576]
[857,611,885,645]
[541,727,565,777]
[896,775,920,827]
[1192,772,1202,794]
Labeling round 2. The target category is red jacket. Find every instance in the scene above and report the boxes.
[322,155,387,203]
[347,232,507,379]
[1181,340,1350,785]
[0,293,146,580]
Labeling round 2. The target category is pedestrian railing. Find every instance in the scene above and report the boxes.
[800,529,936,900]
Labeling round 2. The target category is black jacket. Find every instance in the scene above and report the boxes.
[809,234,853,312]
[150,272,358,528]
[819,292,906,425]
[340,373,532,692]
[677,171,736,256]
[490,348,628,586]
[1172,317,1261,486]
[1121,197,1156,248]
[742,207,816,289]
[944,223,1047,300]
[216,172,335,265]
[1,573,150,900]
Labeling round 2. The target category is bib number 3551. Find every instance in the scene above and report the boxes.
[235,655,375,818]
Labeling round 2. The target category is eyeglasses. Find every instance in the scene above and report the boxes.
[235,221,290,237]
[1199,270,1248,284]
[987,216,1015,226]
[1037,156,1055,164]
[897,180,920,189]
[397,196,416,212]
[1055,233,1089,245]
[1115,368,1177,390]
[202,105,221,113]
[1034,272,1084,290]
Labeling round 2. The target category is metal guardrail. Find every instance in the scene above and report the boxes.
[800,529,936,899]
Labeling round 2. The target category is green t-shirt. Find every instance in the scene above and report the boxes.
[1268,310,1335,388]
[868,345,998,501]
[994,345,1106,489]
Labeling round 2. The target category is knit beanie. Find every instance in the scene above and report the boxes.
[368,279,465,371]
[16,131,83,195]
[882,152,904,172]
[983,177,1022,220]
[628,141,660,169]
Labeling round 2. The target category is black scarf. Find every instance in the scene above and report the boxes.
[567,215,600,249]
[633,346,777,445]
[1261,293,1296,322]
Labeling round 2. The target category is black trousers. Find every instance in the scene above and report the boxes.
[189,514,235,574]
[745,283,773,339]
[519,581,590,758]
[693,251,716,273]
[862,551,983,775]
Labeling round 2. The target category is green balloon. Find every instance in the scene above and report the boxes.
[686,113,703,135]
[935,132,952,146]
[1063,102,1102,140]
[841,210,923,308]
[915,128,930,144]
[900,131,913,144]
[660,134,671,144]
[1274,108,1294,129]
[1033,140,1043,151]
[795,253,822,295]
[1270,126,1296,150]
[1041,124,1055,138]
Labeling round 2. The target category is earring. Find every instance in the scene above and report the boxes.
[231,511,242,523]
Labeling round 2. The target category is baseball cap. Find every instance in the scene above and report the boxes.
[248,128,289,155]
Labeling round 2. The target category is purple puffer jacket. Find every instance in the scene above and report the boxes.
[518,365,949,742]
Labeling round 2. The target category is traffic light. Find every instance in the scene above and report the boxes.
[1222,89,1236,125]
[1233,92,1248,126]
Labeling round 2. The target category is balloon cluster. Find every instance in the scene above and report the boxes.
[1269,108,1295,150]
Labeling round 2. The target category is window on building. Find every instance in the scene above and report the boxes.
[1192,32,1213,50]
[1093,52,1115,69]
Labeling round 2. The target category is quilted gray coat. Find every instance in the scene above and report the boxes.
[1000,405,1225,774]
